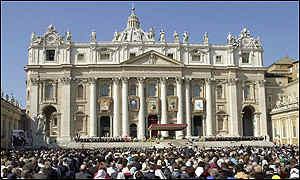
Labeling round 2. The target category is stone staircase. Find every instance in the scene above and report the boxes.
[55,140,274,149]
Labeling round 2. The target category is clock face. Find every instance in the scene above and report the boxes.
[47,35,56,43]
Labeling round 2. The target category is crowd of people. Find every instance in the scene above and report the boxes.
[0,143,299,179]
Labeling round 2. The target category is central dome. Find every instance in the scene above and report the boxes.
[112,8,155,42]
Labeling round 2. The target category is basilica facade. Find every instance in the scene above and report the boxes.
[25,8,268,142]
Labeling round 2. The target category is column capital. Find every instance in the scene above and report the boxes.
[121,77,129,83]
[137,77,146,84]
[226,78,239,86]
[257,80,266,87]
[160,77,167,84]
[88,77,97,84]
[59,77,73,85]
[30,77,40,85]
[175,77,183,84]
[205,77,216,85]
[112,77,121,84]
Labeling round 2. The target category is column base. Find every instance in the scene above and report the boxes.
[176,131,184,139]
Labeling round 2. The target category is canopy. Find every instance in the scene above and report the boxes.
[148,123,187,131]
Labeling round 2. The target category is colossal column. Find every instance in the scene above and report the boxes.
[205,78,213,136]
[88,78,97,137]
[137,77,145,139]
[176,77,184,139]
[160,77,168,138]
[60,77,72,141]
[185,78,192,137]
[258,80,268,140]
[113,78,121,137]
[122,77,129,137]
[227,78,240,136]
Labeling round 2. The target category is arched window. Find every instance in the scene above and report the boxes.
[216,85,223,99]
[129,85,137,96]
[101,84,110,97]
[193,84,201,98]
[45,83,53,99]
[149,83,156,97]
[244,85,250,100]
[77,85,84,99]
[167,85,175,96]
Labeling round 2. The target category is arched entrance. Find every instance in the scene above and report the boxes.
[242,105,255,136]
[130,124,137,138]
[42,105,57,140]
[193,115,203,136]
[148,115,158,137]
[99,116,110,137]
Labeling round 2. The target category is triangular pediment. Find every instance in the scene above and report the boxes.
[121,50,184,66]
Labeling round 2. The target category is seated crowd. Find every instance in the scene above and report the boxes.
[1,143,299,179]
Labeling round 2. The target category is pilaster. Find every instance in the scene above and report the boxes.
[227,78,240,136]
[29,77,40,117]
[59,76,72,141]
[258,80,268,140]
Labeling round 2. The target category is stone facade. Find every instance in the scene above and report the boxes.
[24,8,268,142]
[1,92,29,149]
[266,57,299,144]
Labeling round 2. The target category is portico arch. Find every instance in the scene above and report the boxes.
[242,105,255,136]
[41,105,57,138]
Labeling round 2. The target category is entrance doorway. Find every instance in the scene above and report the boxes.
[100,116,110,137]
[193,115,203,136]
[130,124,137,138]
[148,115,158,137]
[242,106,254,136]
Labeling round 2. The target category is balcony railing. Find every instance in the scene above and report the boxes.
[270,98,299,114]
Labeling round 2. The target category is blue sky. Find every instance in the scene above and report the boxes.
[1,1,299,108]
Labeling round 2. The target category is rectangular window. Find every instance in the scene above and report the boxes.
[167,85,175,96]
[149,84,156,97]
[167,53,173,59]
[192,55,201,61]
[130,53,136,59]
[242,53,249,63]
[46,50,55,61]
[215,56,222,63]
[129,86,137,96]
